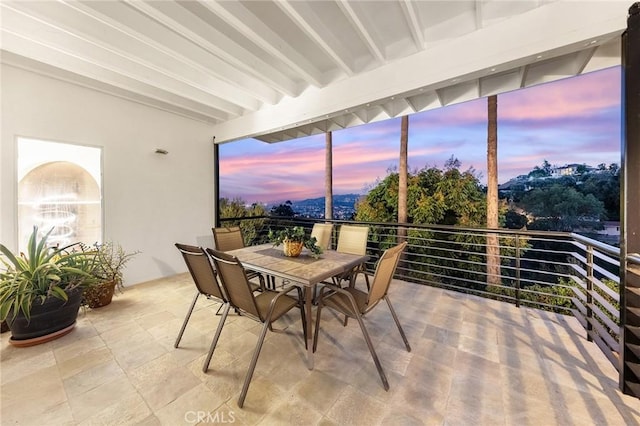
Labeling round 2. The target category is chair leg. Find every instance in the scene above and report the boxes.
[355,313,389,391]
[313,302,323,353]
[238,320,270,408]
[385,296,411,352]
[175,291,199,348]
[202,303,231,372]
[298,290,308,349]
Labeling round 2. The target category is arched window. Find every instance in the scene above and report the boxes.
[17,138,102,251]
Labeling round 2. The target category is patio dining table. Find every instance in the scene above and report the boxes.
[226,243,368,369]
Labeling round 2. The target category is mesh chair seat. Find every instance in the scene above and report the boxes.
[321,287,369,316]
[254,292,299,321]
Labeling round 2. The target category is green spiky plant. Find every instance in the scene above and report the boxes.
[0,226,98,321]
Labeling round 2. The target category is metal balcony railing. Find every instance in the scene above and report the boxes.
[220,215,631,370]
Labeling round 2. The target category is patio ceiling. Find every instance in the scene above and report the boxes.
[0,1,628,143]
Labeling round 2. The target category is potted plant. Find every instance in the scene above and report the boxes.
[0,226,98,346]
[82,241,138,308]
[268,226,323,258]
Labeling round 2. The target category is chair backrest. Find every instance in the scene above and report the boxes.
[311,223,333,250]
[336,225,369,255]
[367,242,407,306]
[206,248,262,320]
[212,226,245,251]
[175,243,226,301]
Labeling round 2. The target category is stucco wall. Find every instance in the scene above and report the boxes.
[1,64,216,285]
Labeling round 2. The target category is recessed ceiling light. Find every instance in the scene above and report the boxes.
[490,68,496,72]
[452,78,459,83]
[536,55,543,59]
[391,96,395,100]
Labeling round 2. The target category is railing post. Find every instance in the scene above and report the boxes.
[586,244,594,342]
[515,234,521,308]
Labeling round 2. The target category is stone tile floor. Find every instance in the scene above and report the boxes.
[1,273,639,425]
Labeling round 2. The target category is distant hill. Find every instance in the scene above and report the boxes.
[293,193,362,207]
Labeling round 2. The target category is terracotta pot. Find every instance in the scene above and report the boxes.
[83,280,117,308]
[7,288,84,346]
[283,240,304,257]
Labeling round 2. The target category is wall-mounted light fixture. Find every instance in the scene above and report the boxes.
[155,148,168,155]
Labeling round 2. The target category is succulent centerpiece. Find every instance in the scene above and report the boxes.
[268,226,323,258]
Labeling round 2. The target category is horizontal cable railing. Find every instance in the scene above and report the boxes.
[220,215,622,369]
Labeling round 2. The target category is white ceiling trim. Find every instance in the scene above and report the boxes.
[399,0,425,50]
[213,1,625,143]
[122,0,284,105]
[336,0,386,64]
[275,1,355,77]
[198,0,324,87]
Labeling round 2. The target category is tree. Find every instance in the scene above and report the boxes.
[504,210,528,229]
[486,95,500,287]
[218,197,267,244]
[529,160,553,178]
[220,197,248,218]
[355,159,513,295]
[578,167,620,221]
[521,185,605,231]
[399,116,408,242]
[355,158,489,226]
[270,200,296,217]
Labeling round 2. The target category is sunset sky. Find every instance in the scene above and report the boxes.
[219,66,621,205]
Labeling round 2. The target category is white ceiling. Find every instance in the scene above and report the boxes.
[0,1,628,144]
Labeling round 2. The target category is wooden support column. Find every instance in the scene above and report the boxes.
[620,2,640,397]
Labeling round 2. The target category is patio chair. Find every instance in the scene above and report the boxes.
[313,241,410,391]
[333,224,370,289]
[174,243,231,372]
[311,223,334,250]
[206,248,307,408]
[212,226,268,290]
